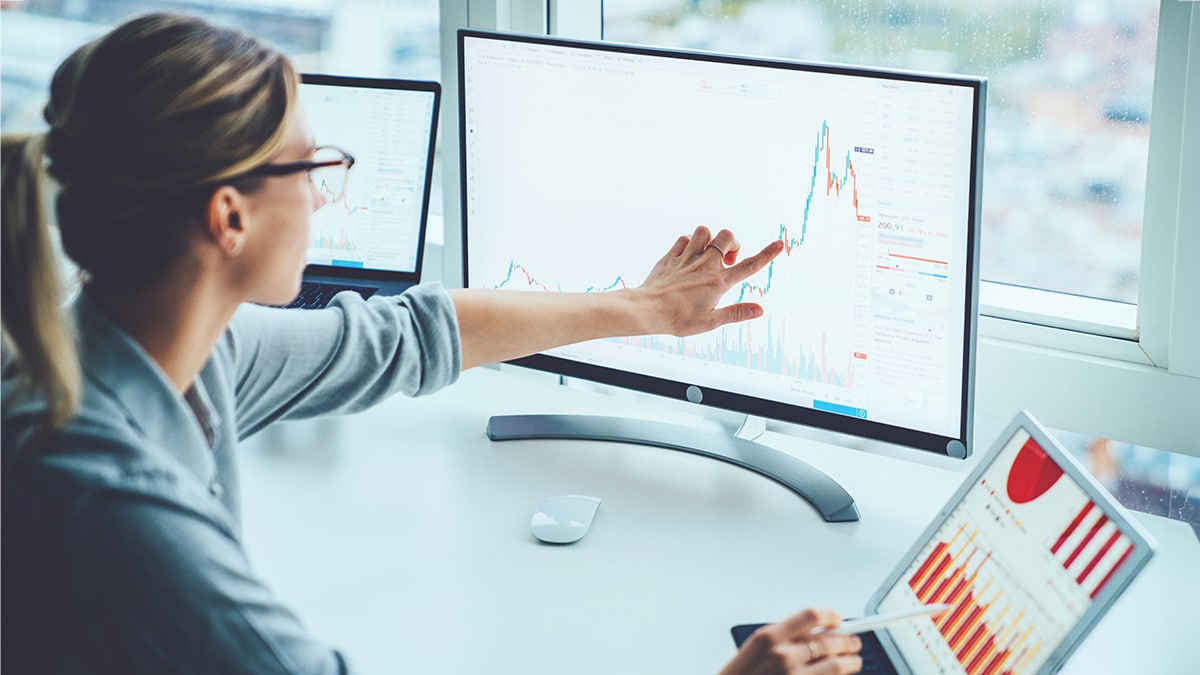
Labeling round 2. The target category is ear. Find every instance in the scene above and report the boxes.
[206,185,247,256]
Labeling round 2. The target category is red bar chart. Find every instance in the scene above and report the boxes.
[906,523,1043,675]
[879,429,1139,675]
[1050,498,1135,599]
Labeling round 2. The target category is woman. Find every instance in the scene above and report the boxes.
[1,13,862,674]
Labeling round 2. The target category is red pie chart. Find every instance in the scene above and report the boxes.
[1006,438,1064,504]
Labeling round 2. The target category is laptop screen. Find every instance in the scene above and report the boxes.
[874,417,1153,674]
[298,75,439,276]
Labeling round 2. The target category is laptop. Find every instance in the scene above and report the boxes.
[733,410,1156,675]
[286,74,441,309]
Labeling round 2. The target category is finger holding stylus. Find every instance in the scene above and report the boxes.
[719,608,864,675]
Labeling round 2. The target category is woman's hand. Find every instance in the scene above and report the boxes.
[631,225,784,337]
[450,226,783,369]
[719,608,863,675]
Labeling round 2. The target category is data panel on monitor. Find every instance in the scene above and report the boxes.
[460,33,981,447]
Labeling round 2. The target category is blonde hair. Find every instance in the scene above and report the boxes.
[2,134,80,430]
[1,13,298,437]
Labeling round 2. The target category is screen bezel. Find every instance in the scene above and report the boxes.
[299,73,441,282]
[457,28,985,457]
[865,410,1156,674]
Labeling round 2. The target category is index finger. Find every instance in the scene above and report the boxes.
[725,239,784,283]
[776,607,843,640]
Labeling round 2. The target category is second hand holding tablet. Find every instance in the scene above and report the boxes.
[834,604,954,634]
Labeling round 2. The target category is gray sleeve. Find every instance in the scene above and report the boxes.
[224,285,461,437]
[68,490,350,675]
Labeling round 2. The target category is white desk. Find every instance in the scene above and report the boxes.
[238,367,1198,674]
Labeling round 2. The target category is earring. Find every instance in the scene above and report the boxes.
[230,240,243,255]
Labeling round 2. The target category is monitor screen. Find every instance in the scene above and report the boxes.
[458,30,985,457]
[299,75,439,275]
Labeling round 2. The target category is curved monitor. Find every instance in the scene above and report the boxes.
[459,29,985,458]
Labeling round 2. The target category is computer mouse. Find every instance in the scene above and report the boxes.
[530,495,601,544]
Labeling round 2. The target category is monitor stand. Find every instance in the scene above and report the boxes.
[486,414,861,522]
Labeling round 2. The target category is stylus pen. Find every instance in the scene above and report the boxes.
[834,604,954,634]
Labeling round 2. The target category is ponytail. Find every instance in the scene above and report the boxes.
[2,133,81,433]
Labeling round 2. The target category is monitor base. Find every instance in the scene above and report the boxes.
[486,413,860,523]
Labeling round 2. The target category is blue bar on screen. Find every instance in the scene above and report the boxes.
[331,259,364,268]
[814,400,868,419]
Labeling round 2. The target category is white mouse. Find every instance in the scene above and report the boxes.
[530,495,601,544]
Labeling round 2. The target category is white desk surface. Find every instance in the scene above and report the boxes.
[238,367,1199,674]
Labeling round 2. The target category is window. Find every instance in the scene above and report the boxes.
[587,2,1200,361]
[0,0,445,242]
[604,1,1156,308]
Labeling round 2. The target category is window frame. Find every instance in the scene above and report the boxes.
[438,0,1199,455]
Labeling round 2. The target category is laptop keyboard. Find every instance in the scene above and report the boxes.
[283,281,379,309]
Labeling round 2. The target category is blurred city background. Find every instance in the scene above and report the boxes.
[1,0,1193,532]
[605,0,1158,305]
[2,0,1158,303]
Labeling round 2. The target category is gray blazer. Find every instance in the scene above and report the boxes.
[2,285,461,673]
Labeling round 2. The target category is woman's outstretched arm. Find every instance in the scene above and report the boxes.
[451,226,784,370]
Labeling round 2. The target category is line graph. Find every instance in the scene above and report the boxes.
[736,122,871,303]
[495,260,628,293]
[484,117,872,399]
[809,121,870,226]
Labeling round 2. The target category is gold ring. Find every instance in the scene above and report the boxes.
[706,243,727,258]
[809,640,823,661]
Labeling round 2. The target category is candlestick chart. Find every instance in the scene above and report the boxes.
[491,118,872,401]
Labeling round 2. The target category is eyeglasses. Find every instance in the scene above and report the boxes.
[237,145,355,202]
